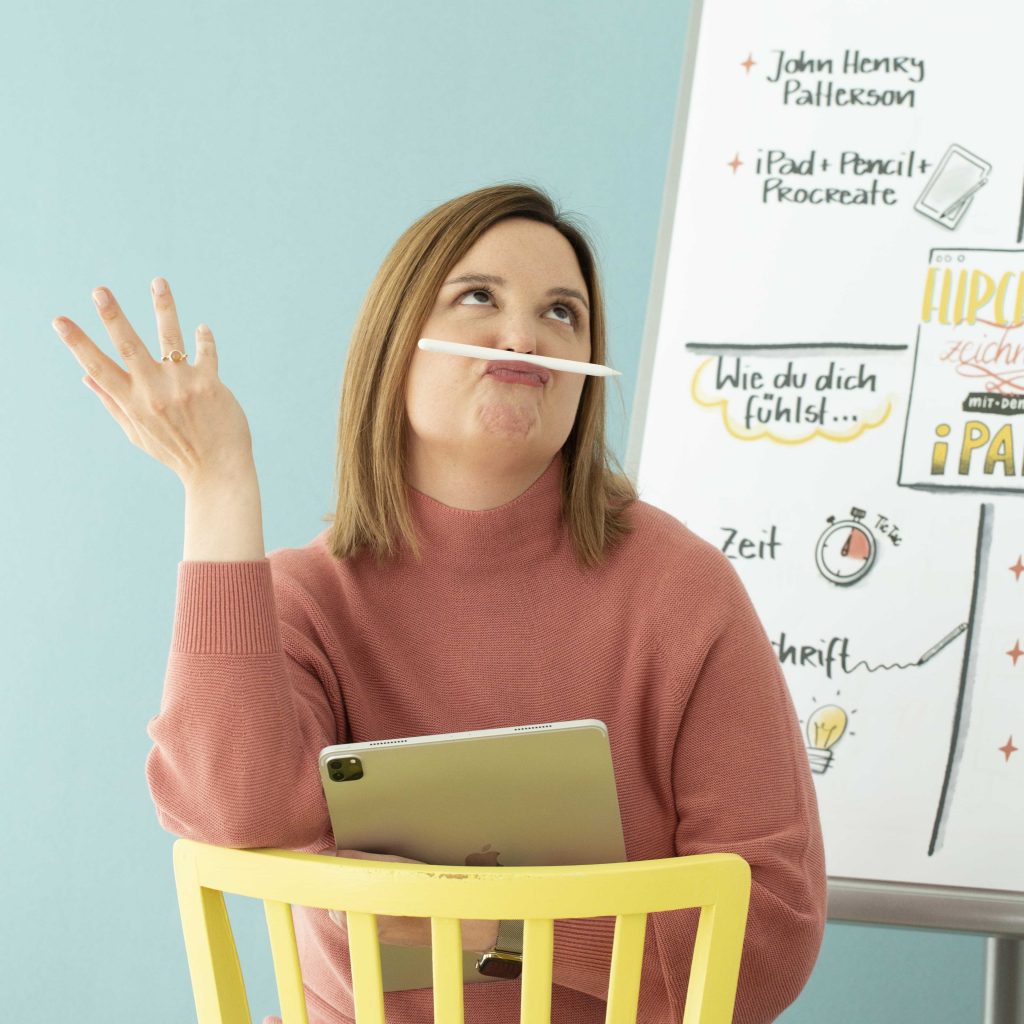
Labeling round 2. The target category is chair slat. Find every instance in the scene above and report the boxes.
[604,913,646,1024]
[520,918,554,1023]
[430,917,465,1024]
[346,911,386,1024]
[684,895,748,1024]
[173,841,252,1024]
[263,899,309,1024]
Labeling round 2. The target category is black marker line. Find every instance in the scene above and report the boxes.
[931,246,1024,257]
[896,325,922,488]
[928,503,990,857]
[1017,170,1024,244]
[685,342,909,352]
[900,480,1024,496]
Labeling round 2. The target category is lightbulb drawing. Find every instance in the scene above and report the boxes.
[806,704,848,774]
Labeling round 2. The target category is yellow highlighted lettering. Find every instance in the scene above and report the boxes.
[931,422,951,474]
[967,272,995,325]
[984,424,1015,475]
[959,421,990,475]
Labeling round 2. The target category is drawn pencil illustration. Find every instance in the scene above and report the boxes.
[913,145,992,230]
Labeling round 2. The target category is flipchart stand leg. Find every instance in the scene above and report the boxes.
[984,937,1024,1024]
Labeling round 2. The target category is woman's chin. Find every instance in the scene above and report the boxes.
[477,404,539,439]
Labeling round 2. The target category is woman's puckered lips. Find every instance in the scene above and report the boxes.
[483,360,551,385]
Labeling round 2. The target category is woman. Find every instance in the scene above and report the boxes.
[53,183,826,1023]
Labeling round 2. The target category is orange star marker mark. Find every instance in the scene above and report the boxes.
[1011,556,1024,581]
[1008,641,1024,666]
[999,736,1018,761]
[740,53,756,73]
[728,153,743,173]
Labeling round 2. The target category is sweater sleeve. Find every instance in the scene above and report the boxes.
[549,547,827,1023]
[145,557,346,850]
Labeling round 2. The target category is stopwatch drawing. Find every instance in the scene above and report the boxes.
[815,513,877,586]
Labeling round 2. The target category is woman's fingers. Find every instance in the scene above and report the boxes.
[90,286,160,374]
[52,316,132,405]
[193,322,217,372]
[148,277,217,373]
[149,277,187,362]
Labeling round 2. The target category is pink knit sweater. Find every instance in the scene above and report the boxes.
[147,450,826,1023]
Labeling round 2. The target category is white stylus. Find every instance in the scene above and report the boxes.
[418,337,621,377]
[941,178,988,219]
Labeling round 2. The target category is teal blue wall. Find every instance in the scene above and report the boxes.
[5,1,985,1020]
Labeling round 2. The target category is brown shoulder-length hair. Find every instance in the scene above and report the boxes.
[321,182,637,571]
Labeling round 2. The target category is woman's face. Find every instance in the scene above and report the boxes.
[405,216,592,472]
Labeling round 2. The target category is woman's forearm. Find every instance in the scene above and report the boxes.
[183,460,266,562]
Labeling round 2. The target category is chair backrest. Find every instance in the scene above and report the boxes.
[172,839,751,1024]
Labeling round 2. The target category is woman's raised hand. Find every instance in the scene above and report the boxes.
[52,279,255,489]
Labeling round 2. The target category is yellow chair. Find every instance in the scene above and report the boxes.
[172,838,751,1024]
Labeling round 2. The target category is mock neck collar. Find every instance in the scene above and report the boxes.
[404,451,566,570]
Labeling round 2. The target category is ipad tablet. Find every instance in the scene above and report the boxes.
[317,718,626,991]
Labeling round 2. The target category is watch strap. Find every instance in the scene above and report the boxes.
[494,918,524,956]
[475,919,524,979]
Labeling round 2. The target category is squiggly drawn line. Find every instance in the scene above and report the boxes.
[848,660,918,673]
[939,320,1024,393]
[951,361,1024,393]
[844,623,967,674]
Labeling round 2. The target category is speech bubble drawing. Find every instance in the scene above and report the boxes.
[691,355,896,443]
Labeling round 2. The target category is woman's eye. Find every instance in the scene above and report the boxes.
[456,288,577,326]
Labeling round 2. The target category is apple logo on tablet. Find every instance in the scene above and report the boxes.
[465,844,502,867]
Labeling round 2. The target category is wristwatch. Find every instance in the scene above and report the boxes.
[475,919,524,979]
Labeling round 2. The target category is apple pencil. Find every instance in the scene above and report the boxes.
[418,337,621,377]
[941,178,987,219]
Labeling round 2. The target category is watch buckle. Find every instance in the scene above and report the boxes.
[475,949,523,980]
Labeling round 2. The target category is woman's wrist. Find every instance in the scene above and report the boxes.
[464,918,501,953]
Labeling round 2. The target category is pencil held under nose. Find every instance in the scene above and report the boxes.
[417,337,622,377]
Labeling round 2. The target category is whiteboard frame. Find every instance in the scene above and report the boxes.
[625,0,1024,938]
[828,877,1024,937]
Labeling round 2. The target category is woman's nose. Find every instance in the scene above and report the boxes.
[489,312,537,353]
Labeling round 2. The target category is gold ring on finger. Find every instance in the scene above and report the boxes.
[162,350,188,363]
